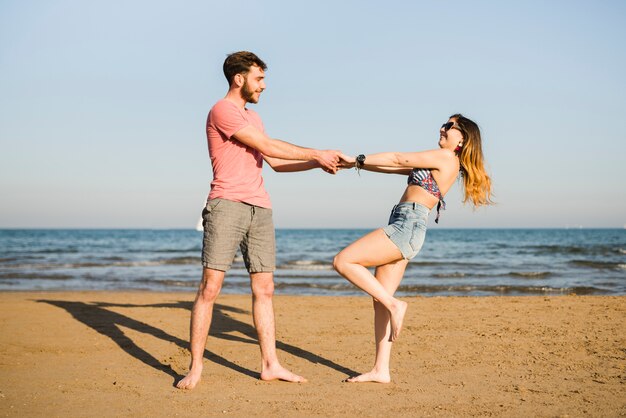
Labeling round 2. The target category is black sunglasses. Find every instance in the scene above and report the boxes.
[441,121,461,132]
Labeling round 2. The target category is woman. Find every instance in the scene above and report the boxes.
[334,114,492,383]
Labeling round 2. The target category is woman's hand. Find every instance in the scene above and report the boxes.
[338,153,356,169]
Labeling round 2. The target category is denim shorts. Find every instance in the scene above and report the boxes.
[382,202,429,260]
[202,198,275,273]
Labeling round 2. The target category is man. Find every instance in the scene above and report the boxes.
[176,51,342,389]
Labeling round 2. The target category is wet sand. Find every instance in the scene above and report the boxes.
[0,292,624,417]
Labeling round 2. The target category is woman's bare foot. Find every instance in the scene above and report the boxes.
[176,365,203,390]
[260,364,307,383]
[389,300,408,341]
[344,370,391,383]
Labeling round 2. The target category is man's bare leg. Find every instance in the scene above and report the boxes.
[250,272,306,382]
[346,260,408,383]
[176,268,225,390]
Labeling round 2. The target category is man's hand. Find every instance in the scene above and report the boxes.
[314,150,342,174]
[338,153,356,170]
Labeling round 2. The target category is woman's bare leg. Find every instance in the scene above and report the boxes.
[346,259,409,383]
[333,229,408,341]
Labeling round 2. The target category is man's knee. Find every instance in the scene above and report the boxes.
[251,274,274,299]
[198,269,224,302]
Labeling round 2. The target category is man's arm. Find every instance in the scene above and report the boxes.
[232,125,341,173]
[263,155,323,173]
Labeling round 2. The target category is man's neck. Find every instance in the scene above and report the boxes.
[224,90,247,109]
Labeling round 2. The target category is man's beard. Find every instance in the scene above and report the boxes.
[241,79,259,103]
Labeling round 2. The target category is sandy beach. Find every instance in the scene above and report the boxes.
[0,292,624,417]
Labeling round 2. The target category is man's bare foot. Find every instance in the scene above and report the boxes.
[389,300,408,341]
[344,370,391,383]
[260,364,307,383]
[176,366,202,390]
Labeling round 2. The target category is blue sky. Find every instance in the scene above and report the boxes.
[1,0,625,228]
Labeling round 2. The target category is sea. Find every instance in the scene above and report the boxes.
[0,229,624,296]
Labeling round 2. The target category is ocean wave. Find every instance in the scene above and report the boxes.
[426,271,556,280]
[274,281,352,291]
[396,284,606,296]
[272,281,607,296]
[275,273,338,280]
[134,278,197,287]
[101,256,127,261]
[528,244,626,256]
[2,256,202,269]
[277,260,333,270]
[570,260,623,270]
[509,271,553,278]
[126,248,201,253]
[529,245,586,254]
[0,275,610,296]
[67,261,163,268]
[21,249,80,254]
[160,257,201,265]
[432,272,467,278]
[406,261,490,269]
[154,248,200,253]
[0,272,73,281]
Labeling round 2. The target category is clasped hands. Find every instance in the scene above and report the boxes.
[316,150,357,174]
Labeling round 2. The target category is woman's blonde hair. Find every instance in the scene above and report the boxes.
[450,114,493,207]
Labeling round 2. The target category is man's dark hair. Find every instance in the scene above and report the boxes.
[223,51,267,86]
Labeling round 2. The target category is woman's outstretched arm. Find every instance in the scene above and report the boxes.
[338,154,411,175]
[360,149,456,170]
[358,165,412,175]
[340,165,411,176]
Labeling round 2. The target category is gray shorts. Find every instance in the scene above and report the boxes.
[382,202,429,260]
[201,198,276,273]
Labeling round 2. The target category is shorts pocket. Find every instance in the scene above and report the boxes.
[408,221,426,255]
[202,199,223,227]
[205,199,222,213]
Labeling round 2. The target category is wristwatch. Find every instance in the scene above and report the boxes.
[356,154,366,168]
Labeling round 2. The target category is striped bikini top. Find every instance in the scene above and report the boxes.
[407,168,446,223]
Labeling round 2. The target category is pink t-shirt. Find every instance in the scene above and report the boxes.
[206,99,271,208]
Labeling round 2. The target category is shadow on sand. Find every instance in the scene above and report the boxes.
[37,299,357,385]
